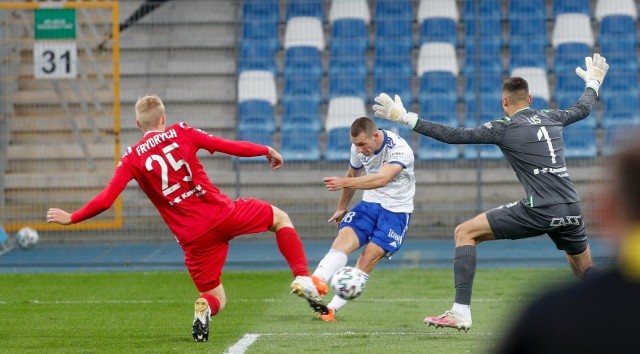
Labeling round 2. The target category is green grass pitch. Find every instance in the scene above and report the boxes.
[0,268,574,353]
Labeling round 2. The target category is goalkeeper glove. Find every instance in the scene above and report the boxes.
[575,53,609,96]
[372,93,418,129]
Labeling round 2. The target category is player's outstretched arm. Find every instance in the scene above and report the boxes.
[575,53,609,96]
[372,93,419,129]
[266,146,283,170]
[46,208,72,225]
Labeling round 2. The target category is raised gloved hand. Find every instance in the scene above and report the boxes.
[372,93,418,129]
[575,53,609,96]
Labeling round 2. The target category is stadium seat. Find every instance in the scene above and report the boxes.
[599,15,638,44]
[419,97,458,127]
[325,97,366,132]
[281,98,321,133]
[374,118,413,142]
[530,97,548,110]
[553,42,591,74]
[238,42,277,75]
[417,42,459,77]
[418,136,459,160]
[599,38,638,72]
[376,0,413,20]
[282,74,322,106]
[375,19,413,50]
[555,95,597,128]
[279,128,321,162]
[419,71,457,102]
[594,0,637,22]
[551,13,594,48]
[418,0,459,23]
[330,19,369,52]
[284,16,325,50]
[508,0,546,20]
[601,93,640,128]
[464,0,502,46]
[464,94,503,127]
[602,125,638,156]
[373,73,413,107]
[241,20,279,51]
[373,42,413,103]
[553,0,590,17]
[463,145,503,160]
[328,73,367,101]
[511,67,550,103]
[464,73,503,101]
[419,18,457,46]
[510,41,547,70]
[324,127,353,161]
[238,100,276,133]
[329,0,370,24]
[237,70,277,105]
[605,70,639,93]
[242,0,279,22]
[237,128,273,163]
[329,45,367,76]
[283,46,323,78]
[286,0,325,21]
[563,125,597,158]
[463,40,502,75]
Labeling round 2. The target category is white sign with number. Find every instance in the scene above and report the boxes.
[33,40,77,79]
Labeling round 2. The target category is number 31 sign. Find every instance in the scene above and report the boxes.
[33,41,77,79]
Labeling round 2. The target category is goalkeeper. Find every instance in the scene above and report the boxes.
[373,53,609,332]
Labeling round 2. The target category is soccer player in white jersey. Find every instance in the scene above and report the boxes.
[311,116,416,321]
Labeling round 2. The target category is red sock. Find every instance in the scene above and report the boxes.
[199,293,221,316]
[276,227,309,277]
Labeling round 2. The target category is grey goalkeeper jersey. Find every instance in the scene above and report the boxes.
[414,88,597,207]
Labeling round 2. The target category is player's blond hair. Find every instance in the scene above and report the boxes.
[135,94,165,130]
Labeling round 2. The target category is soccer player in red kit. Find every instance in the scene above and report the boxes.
[46,94,327,342]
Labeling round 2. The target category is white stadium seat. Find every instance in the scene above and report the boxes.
[511,67,550,102]
[329,0,370,24]
[595,0,637,21]
[237,70,277,105]
[417,42,459,77]
[417,0,459,23]
[552,13,594,47]
[284,16,325,50]
[325,96,366,132]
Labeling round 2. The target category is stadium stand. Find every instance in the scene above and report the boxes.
[324,127,352,161]
[280,127,321,162]
[563,124,598,158]
[286,0,325,20]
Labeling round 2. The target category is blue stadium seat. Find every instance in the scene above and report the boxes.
[286,0,325,20]
[419,18,457,46]
[241,20,279,51]
[376,0,413,20]
[510,17,547,45]
[331,19,368,51]
[281,98,321,133]
[464,73,503,101]
[325,127,352,161]
[375,19,413,50]
[463,40,502,74]
[605,70,639,93]
[242,0,279,22]
[373,73,413,106]
[465,95,503,127]
[237,128,273,163]
[328,73,367,101]
[602,125,638,157]
[238,42,277,75]
[553,43,591,73]
[510,41,547,69]
[464,0,501,21]
[599,40,639,72]
[463,145,503,159]
[418,136,459,160]
[599,15,638,45]
[553,0,590,17]
[508,0,546,20]
[282,74,322,106]
[238,100,276,133]
[419,96,457,122]
[283,46,323,79]
[330,42,367,76]
[563,125,597,158]
[601,92,640,128]
[280,128,321,162]
[420,71,457,102]
[464,16,502,46]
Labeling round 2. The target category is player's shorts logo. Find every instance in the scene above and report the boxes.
[550,215,582,227]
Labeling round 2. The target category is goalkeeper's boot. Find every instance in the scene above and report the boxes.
[290,276,329,315]
[318,307,336,322]
[192,297,211,342]
[424,309,472,332]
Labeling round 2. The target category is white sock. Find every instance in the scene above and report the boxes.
[452,303,471,317]
[327,295,348,312]
[313,249,348,281]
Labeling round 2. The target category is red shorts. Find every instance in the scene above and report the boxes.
[181,198,274,292]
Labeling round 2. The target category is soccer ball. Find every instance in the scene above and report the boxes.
[16,227,39,250]
[330,266,369,300]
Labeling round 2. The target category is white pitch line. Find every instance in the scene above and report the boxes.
[258,331,500,337]
[224,333,260,354]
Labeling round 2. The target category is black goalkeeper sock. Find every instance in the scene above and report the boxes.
[454,245,477,305]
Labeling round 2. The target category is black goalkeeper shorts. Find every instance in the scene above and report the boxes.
[486,200,588,255]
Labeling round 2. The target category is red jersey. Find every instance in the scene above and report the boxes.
[71,122,269,243]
